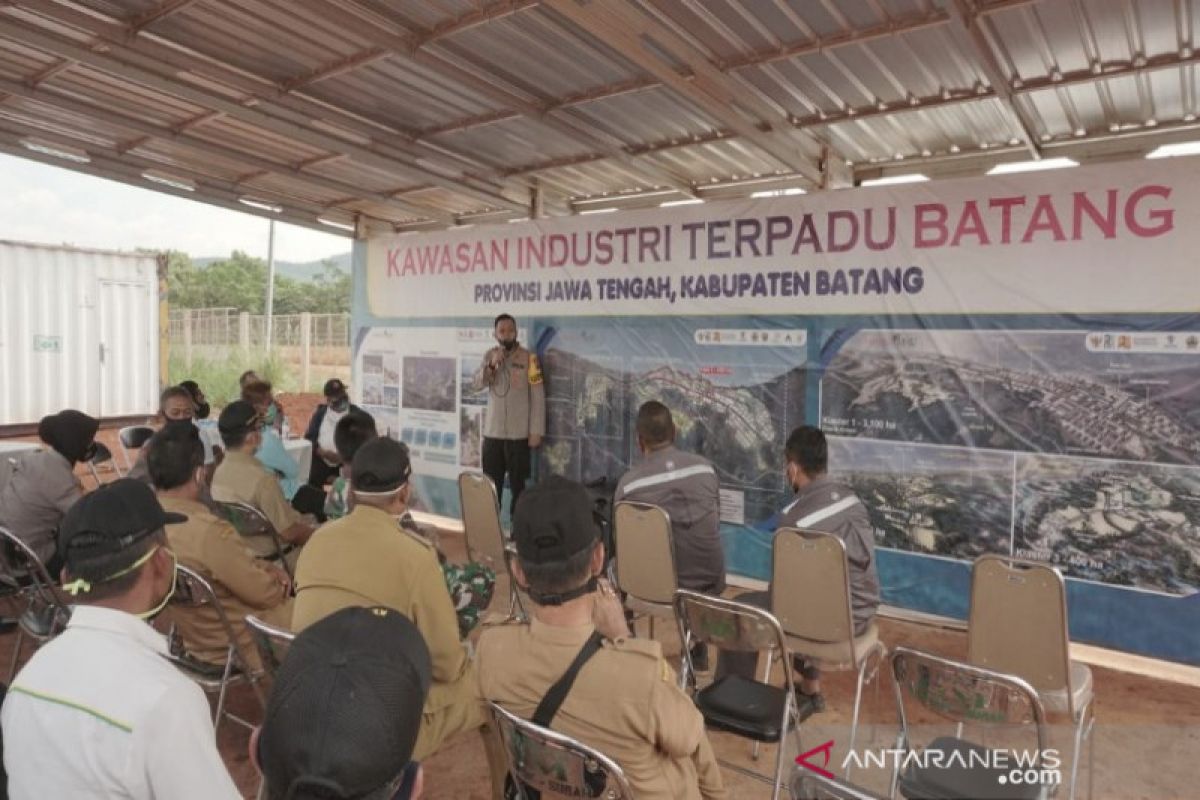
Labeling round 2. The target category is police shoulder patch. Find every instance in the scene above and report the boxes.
[527,353,543,385]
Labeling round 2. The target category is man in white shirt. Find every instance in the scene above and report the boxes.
[303,378,362,489]
[1,479,241,799]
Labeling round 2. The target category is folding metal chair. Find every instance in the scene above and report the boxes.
[968,555,1095,800]
[212,500,295,581]
[487,700,635,800]
[773,528,887,776]
[0,526,71,681]
[245,613,295,680]
[613,500,677,640]
[166,564,265,737]
[791,767,888,800]
[87,441,120,486]
[890,646,1056,800]
[458,471,526,623]
[118,425,156,472]
[675,588,802,800]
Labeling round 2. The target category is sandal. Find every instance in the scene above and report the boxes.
[794,689,826,722]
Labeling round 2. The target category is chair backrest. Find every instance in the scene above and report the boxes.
[613,501,677,605]
[890,646,1048,758]
[487,701,635,800]
[0,526,70,630]
[674,588,793,685]
[245,614,295,679]
[212,500,292,580]
[772,528,856,649]
[119,425,157,450]
[968,555,1072,699]
[791,768,888,800]
[458,471,508,570]
[87,441,119,485]
[171,563,239,636]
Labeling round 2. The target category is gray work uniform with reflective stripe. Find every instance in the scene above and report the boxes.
[616,445,725,594]
[779,475,880,632]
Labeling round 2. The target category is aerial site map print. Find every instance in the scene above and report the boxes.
[822,328,1200,595]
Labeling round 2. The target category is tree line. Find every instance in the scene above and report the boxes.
[166,250,350,314]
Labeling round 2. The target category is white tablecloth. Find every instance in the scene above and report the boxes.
[283,437,312,482]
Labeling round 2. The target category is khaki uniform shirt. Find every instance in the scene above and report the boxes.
[616,445,725,593]
[0,449,80,565]
[292,504,477,758]
[477,620,728,800]
[473,344,546,440]
[211,450,300,538]
[779,475,880,632]
[158,496,292,672]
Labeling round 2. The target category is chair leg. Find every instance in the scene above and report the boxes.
[648,615,655,640]
[1068,706,1095,800]
[769,692,794,800]
[212,648,237,740]
[7,627,24,682]
[845,656,872,780]
[752,649,775,761]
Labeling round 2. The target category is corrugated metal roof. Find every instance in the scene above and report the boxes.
[0,0,1196,233]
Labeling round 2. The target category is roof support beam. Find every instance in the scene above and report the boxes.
[0,74,452,223]
[415,0,541,48]
[128,0,205,35]
[541,0,823,181]
[0,14,522,212]
[279,47,391,93]
[946,0,1041,158]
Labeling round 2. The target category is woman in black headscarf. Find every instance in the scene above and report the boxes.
[0,410,99,575]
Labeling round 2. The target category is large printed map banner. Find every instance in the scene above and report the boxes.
[358,159,1200,664]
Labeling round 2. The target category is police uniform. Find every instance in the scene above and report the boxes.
[158,495,292,672]
[616,445,725,593]
[0,449,81,568]
[473,343,545,512]
[291,503,480,760]
[477,619,727,800]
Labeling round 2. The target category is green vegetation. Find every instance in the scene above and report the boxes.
[167,350,297,407]
[166,250,350,314]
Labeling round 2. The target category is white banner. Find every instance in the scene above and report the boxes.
[366,158,1197,319]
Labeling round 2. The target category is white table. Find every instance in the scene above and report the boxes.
[283,437,313,482]
[0,441,40,493]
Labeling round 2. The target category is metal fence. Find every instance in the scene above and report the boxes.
[169,308,350,391]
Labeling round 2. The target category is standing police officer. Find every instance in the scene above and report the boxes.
[473,313,546,514]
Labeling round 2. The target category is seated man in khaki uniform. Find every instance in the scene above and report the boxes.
[145,423,293,672]
[476,476,728,800]
[210,401,314,557]
[291,437,485,764]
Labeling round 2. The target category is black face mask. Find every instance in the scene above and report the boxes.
[163,417,194,432]
[330,398,349,413]
[501,339,518,351]
[194,402,211,420]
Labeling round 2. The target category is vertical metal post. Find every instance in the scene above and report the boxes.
[264,218,276,354]
[300,312,313,392]
[183,308,193,370]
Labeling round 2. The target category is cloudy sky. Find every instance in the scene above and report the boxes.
[0,153,351,262]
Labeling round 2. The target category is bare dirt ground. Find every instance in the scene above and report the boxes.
[4,392,1198,798]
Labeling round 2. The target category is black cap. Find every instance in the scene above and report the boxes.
[258,607,432,800]
[512,475,599,565]
[323,378,347,398]
[218,399,261,436]
[58,478,187,561]
[351,437,411,495]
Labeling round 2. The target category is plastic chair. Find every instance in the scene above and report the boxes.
[0,526,71,681]
[245,613,295,680]
[118,425,156,472]
[968,555,1095,800]
[772,528,887,775]
[675,588,802,800]
[612,500,678,640]
[87,441,120,486]
[212,500,295,581]
[166,564,264,736]
[487,700,635,800]
[791,768,888,800]
[890,646,1055,800]
[458,471,526,623]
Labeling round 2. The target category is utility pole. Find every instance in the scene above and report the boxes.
[264,218,276,353]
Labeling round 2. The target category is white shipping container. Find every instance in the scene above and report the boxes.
[0,240,163,426]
